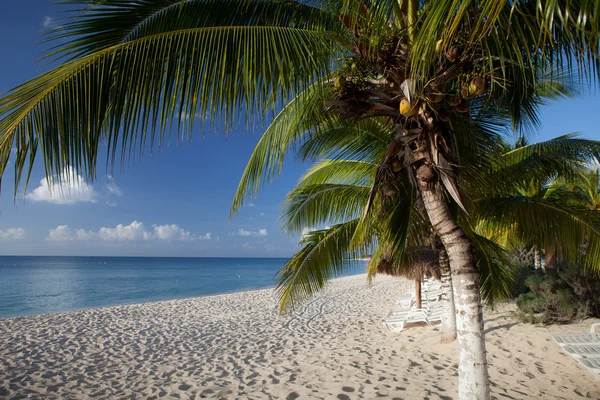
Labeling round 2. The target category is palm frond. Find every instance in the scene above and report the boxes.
[276,219,371,312]
[230,81,336,215]
[296,118,392,163]
[500,134,600,169]
[0,26,336,196]
[296,159,377,187]
[282,183,370,234]
[463,228,513,306]
[45,0,343,61]
[476,195,600,274]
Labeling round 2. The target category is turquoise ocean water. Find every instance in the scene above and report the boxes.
[0,256,367,319]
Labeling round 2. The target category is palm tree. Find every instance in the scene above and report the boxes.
[573,169,600,212]
[272,118,516,344]
[269,112,600,338]
[473,135,600,271]
[547,167,600,264]
[1,1,599,398]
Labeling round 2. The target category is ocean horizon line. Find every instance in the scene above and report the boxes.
[0,256,368,318]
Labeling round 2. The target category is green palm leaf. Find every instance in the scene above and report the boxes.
[295,159,376,187]
[45,0,343,60]
[1,26,335,195]
[476,195,600,273]
[229,81,336,215]
[296,119,392,163]
[282,183,370,234]
[276,219,371,312]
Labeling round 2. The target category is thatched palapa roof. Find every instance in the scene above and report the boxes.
[369,247,441,280]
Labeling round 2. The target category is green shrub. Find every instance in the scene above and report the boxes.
[515,271,586,324]
[558,263,600,318]
[512,267,535,297]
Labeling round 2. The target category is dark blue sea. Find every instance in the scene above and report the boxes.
[0,256,367,319]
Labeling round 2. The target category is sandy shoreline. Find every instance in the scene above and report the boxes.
[1,273,599,399]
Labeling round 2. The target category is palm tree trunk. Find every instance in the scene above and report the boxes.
[415,279,422,309]
[420,186,490,400]
[439,248,457,343]
[534,246,542,270]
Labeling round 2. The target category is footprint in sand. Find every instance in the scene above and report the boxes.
[534,362,545,374]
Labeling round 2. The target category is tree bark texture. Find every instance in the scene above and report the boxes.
[439,248,457,343]
[420,186,490,400]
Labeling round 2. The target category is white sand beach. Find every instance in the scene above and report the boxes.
[1,273,599,399]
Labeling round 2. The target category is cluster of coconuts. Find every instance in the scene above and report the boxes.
[395,42,490,118]
[398,75,489,118]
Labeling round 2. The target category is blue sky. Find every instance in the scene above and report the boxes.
[0,1,599,257]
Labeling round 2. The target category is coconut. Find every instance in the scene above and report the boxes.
[469,76,488,96]
[455,98,469,113]
[382,182,395,197]
[428,92,444,103]
[447,95,461,106]
[435,39,443,53]
[460,83,475,99]
[391,159,402,172]
[445,46,459,62]
[334,76,346,89]
[399,98,419,117]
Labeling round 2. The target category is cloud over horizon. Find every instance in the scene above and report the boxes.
[46,221,211,242]
[0,228,26,240]
[237,228,268,237]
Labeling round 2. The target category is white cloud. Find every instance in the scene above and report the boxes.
[237,228,268,237]
[46,225,74,241]
[0,228,26,240]
[76,229,95,241]
[99,221,147,241]
[105,176,124,197]
[26,167,98,205]
[198,232,212,240]
[45,221,211,242]
[242,242,254,250]
[260,212,265,216]
[149,224,210,241]
[247,202,256,207]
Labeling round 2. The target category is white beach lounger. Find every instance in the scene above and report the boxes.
[388,303,433,317]
[426,304,444,324]
[562,344,600,359]
[553,323,600,346]
[396,282,442,307]
[554,323,600,379]
[423,289,442,301]
[578,358,600,376]
[384,309,429,332]
[384,304,443,332]
[396,294,414,308]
